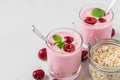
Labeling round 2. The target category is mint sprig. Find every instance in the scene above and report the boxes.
[92,8,105,18]
[53,35,64,49]
[53,35,62,42]
[57,42,64,49]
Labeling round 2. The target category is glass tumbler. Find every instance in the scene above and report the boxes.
[46,28,83,79]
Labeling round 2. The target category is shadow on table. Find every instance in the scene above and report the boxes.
[75,59,91,80]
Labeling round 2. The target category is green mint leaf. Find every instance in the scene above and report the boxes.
[57,42,64,49]
[92,8,105,18]
[53,35,64,49]
[54,42,59,45]
[53,35,62,42]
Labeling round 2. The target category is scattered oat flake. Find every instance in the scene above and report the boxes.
[86,11,89,15]
[72,22,75,25]
[16,77,20,80]
[37,66,42,68]
[79,77,86,80]
[56,49,62,53]
[72,41,78,45]
[72,22,76,28]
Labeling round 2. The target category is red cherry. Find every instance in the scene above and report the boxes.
[111,28,115,37]
[63,43,75,52]
[81,56,88,61]
[38,48,47,60]
[64,36,74,43]
[82,50,88,57]
[98,18,106,23]
[81,50,88,61]
[32,69,45,80]
[84,17,97,25]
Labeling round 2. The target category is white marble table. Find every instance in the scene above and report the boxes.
[0,0,120,80]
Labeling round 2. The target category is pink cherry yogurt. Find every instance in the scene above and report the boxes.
[79,4,114,45]
[46,28,83,79]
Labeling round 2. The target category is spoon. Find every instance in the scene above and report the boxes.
[32,25,53,45]
[106,0,117,14]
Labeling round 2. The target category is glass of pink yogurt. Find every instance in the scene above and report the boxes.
[46,28,83,79]
[79,4,114,45]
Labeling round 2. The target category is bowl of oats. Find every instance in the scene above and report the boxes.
[89,39,120,80]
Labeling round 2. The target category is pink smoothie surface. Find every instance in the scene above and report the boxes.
[80,7,113,44]
[47,31,82,75]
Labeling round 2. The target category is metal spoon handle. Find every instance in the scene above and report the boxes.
[106,0,117,14]
[32,25,53,45]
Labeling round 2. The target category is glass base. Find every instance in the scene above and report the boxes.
[49,66,81,80]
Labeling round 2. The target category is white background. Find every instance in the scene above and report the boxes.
[0,0,120,80]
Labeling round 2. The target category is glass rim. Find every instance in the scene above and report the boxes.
[46,28,83,55]
[89,39,120,73]
[79,3,114,27]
